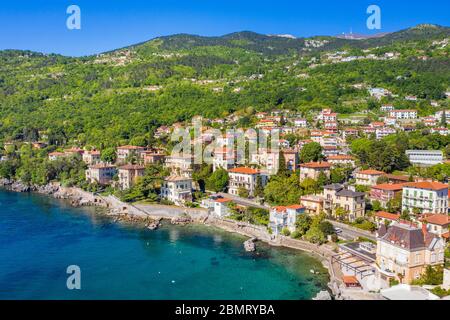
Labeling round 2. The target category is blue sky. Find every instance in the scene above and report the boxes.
[0,0,449,56]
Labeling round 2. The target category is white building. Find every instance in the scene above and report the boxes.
[430,127,449,136]
[402,182,449,214]
[389,110,418,120]
[269,205,306,234]
[212,198,232,217]
[376,127,397,140]
[355,169,385,186]
[380,105,395,112]
[160,176,193,205]
[228,167,268,197]
[405,150,444,167]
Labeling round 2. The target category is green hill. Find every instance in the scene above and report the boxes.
[0,24,449,148]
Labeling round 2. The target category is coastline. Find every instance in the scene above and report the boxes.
[0,178,347,299]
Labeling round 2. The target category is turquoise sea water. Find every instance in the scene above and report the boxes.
[0,190,329,300]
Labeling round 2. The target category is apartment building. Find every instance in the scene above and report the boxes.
[355,169,386,186]
[405,150,444,167]
[370,183,405,207]
[327,155,356,167]
[118,165,145,190]
[165,154,194,177]
[402,181,449,214]
[388,110,418,120]
[160,176,193,205]
[85,163,117,185]
[323,184,366,221]
[299,162,331,182]
[419,214,450,240]
[82,150,101,165]
[376,221,445,285]
[116,145,146,164]
[269,205,306,234]
[228,167,268,197]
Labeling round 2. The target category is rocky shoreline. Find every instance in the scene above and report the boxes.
[0,178,345,300]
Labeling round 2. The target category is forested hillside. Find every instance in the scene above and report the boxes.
[0,24,449,148]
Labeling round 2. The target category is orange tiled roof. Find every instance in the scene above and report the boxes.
[287,205,305,210]
[420,214,450,226]
[403,181,449,191]
[327,155,355,160]
[228,167,260,175]
[372,183,406,191]
[215,198,232,203]
[342,276,359,285]
[442,232,449,239]
[358,169,385,175]
[300,162,331,169]
[375,211,400,221]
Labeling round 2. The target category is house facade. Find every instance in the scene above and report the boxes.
[269,205,306,234]
[402,182,449,214]
[355,169,385,186]
[370,183,405,207]
[323,184,366,221]
[299,162,331,182]
[118,165,145,190]
[228,167,268,197]
[376,221,445,285]
[85,164,117,185]
[160,176,193,205]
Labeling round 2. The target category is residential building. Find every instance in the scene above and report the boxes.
[402,182,449,214]
[293,118,308,128]
[430,127,449,136]
[212,198,233,218]
[376,127,396,140]
[323,184,366,221]
[213,148,235,171]
[118,165,145,190]
[405,150,444,167]
[370,183,405,207]
[419,214,450,241]
[82,150,101,165]
[165,155,194,177]
[228,167,268,197]
[380,105,395,112]
[374,211,400,227]
[269,205,306,234]
[85,163,117,185]
[283,149,300,172]
[355,169,386,186]
[327,155,356,167]
[388,110,418,120]
[376,221,445,284]
[299,162,331,182]
[48,152,66,161]
[140,151,165,165]
[116,145,145,164]
[299,195,324,215]
[160,176,193,205]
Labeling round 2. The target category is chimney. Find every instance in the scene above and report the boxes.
[421,222,428,237]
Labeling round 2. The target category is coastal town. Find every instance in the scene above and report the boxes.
[1,102,449,300]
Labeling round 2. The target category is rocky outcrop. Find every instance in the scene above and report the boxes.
[171,215,193,225]
[0,178,12,187]
[147,218,162,230]
[313,290,332,300]
[10,181,31,193]
[244,238,257,252]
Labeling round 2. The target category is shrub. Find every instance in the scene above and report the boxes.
[281,228,291,237]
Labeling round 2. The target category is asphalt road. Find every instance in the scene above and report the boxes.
[328,220,377,242]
